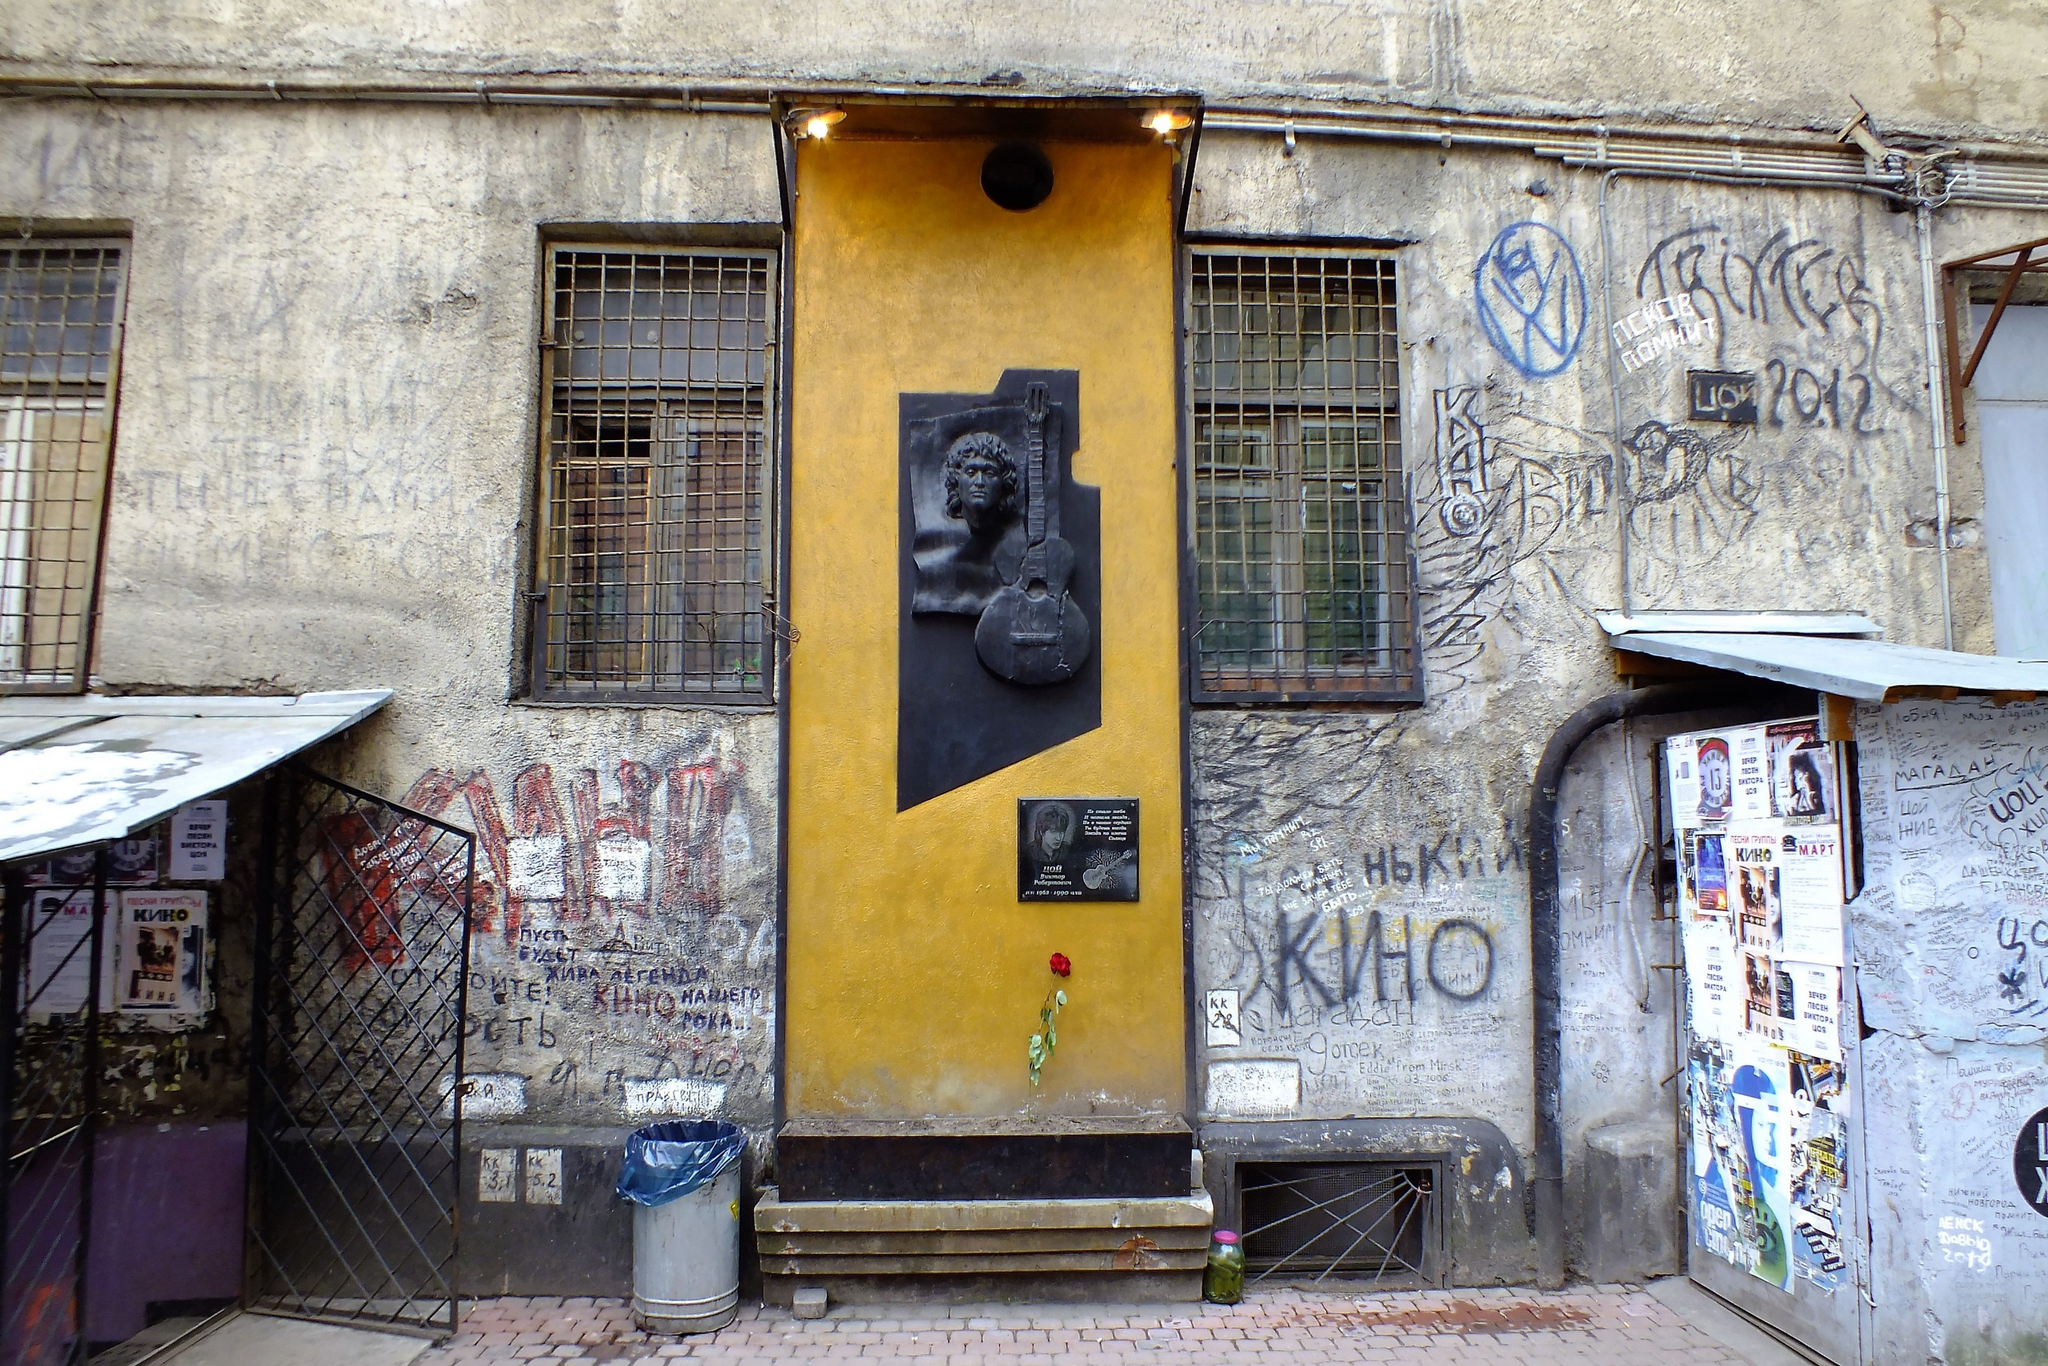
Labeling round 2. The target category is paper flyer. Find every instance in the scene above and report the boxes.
[169,800,228,880]
[1732,833,1781,949]
[1787,1053,1849,1290]
[1778,831,1845,966]
[1682,914,1740,1041]
[111,890,209,1020]
[22,889,96,1019]
[1767,721,1833,822]
[1693,832,1729,913]
[1783,961,1844,1061]
[1695,735,1734,822]
[1669,745,1702,828]
[1732,725,1772,821]
[1730,1039,1797,1291]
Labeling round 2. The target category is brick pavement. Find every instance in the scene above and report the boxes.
[418,1286,1752,1364]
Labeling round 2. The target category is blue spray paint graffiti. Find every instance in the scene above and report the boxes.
[1474,221,1588,379]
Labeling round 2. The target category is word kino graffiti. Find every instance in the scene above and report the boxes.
[1268,907,1497,1021]
[1613,294,1715,372]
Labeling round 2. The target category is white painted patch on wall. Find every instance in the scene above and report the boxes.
[1204,989,1242,1047]
[508,834,567,899]
[525,1147,564,1205]
[624,1077,728,1118]
[596,836,652,902]
[478,1148,518,1202]
[443,1071,527,1120]
[722,811,753,864]
[1206,1059,1300,1117]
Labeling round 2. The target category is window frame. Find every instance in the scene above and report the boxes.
[1182,243,1424,706]
[527,242,780,706]
[1,236,130,697]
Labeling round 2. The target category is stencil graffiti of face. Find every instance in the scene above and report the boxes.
[1474,221,1588,379]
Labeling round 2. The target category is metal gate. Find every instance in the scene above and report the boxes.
[2,855,107,1366]
[245,770,473,1334]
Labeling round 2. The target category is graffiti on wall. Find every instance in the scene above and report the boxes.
[1192,712,1528,1120]
[1853,701,2048,1044]
[1417,384,1611,688]
[391,736,776,1124]
[1633,222,1903,439]
[1475,221,1589,379]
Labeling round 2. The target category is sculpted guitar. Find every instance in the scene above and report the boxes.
[975,382,1091,685]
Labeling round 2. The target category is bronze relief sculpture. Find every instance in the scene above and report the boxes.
[898,370,1099,808]
[908,383,1091,684]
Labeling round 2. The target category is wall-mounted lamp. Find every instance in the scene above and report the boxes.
[1143,109,1195,138]
[789,107,846,140]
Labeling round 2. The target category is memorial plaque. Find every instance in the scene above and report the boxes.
[1019,798,1138,901]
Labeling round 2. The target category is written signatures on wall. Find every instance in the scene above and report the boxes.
[1853,700,2048,1041]
[389,741,775,1125]
[1195,765,1525,1119]
[1474,221,1587,379]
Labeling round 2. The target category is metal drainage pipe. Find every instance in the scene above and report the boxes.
[1526,678,1806,1288]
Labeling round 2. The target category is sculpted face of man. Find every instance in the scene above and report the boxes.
[943,432,1019,537]
[957,454,1007,526]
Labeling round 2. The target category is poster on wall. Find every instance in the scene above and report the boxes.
[109,890,210,1023]
[1668,720,1851,1296]
[21,889,96,1019]
[25,834,162,888]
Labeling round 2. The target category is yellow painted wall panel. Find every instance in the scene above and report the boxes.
[786,137,1185,1120]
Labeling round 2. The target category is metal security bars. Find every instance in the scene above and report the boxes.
[1239,1162,1439,1286]
[1,857,106,1366]
[534,247,776,700]
[245,771,473,1334]
[1188,251,1418,701]
[1,243,127,695]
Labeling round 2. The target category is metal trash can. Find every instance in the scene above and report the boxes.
[615,1119,744,1334]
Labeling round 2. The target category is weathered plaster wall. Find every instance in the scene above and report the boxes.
[1186,134,2046,1280]
[1853,698,2048,1365]
[4,0,2046,146]
[0,99,784,1136]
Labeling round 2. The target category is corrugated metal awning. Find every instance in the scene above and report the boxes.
[0,689,392,862]
[1607,631,2048,703]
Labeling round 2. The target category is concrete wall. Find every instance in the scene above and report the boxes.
[4,0,2046,145]
[0,101,785,1174]
[1185,131,2043,1280]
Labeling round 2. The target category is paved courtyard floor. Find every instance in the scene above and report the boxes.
[419,1284,1788,1364]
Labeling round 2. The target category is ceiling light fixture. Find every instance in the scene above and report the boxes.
[1144,109,1194,137]
[790,107,846,140]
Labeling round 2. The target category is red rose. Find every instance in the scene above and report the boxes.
[1049,953,1072,977]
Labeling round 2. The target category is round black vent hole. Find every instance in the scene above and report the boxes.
[981,143,1054,212]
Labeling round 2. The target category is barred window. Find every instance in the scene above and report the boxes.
[2,242,126,694]
[1189,250,1418,702]
[534,247,776,700]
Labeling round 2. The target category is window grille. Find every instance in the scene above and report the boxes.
[535,247,776,700]
[1188,251,1417,701]
[1,242,127,694]
[1239,1161,1438,1286]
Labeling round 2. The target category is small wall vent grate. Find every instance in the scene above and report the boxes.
[1238,1161,1438,1286]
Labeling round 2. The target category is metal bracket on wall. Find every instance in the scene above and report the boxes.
[1940,233,2048,444]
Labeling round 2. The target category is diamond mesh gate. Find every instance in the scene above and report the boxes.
[245,770,474,1334]
[1,855,107,1366]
